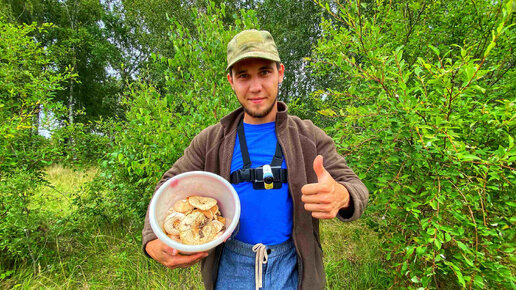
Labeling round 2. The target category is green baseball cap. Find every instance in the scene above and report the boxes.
[226,29,281,71]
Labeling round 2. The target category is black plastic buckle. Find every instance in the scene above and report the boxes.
[230,166,287,190]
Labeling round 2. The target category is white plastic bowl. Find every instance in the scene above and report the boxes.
[149,171,240,253]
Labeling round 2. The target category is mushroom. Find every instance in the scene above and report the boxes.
[188,196,217,211]
[173,199,194,213]
[178,211,206,232]
[162,195,226,245]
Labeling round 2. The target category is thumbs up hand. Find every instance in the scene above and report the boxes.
[301,155,351,219]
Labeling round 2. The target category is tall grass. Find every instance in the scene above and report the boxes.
[321,219,388,289]
[30,164,98,215]
[1,223,204,289]
[1,165,386,289]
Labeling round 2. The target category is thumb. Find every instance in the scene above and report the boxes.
[313,155,328,182]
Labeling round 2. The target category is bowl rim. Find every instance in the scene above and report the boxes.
[149,171,241,253]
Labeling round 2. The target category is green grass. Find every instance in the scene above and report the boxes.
[321,219,388,289]
[30,164,98,215]
[1,223,204,289]
[1,165,387,289]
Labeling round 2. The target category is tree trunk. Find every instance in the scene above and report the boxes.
[68,51,77,160]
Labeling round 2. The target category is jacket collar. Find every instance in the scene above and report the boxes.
[220,101,288,133]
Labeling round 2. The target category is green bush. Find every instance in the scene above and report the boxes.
[48,120,110,166]
[0,171,45,265]
[311,0,515,288]
[0,21,73,265]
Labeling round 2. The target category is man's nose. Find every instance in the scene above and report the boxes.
[249,77,262,93]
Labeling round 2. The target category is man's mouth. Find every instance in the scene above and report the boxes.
[249,98,265,104]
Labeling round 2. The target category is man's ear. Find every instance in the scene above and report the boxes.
[278,63,285,84]
[227,73,234,90]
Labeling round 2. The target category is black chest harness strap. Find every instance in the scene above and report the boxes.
[230,119,288,190]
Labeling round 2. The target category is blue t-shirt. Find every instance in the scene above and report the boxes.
[230,121,292,245]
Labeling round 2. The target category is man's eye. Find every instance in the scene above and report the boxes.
[261,70,271,76]
[238,74,248,79]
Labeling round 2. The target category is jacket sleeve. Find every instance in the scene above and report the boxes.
[141,130,208,256]
[314,125,369,222]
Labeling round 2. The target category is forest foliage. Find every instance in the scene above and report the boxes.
[1,0,514,288]
[310,0,515,288]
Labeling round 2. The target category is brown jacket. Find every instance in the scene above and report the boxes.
[142,102,369,289]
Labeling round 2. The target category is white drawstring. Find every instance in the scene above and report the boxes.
[252,243,269,290]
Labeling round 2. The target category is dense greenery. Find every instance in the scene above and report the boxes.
[0,21,74,267]
[311,0,515,288]
[1,0,514,288]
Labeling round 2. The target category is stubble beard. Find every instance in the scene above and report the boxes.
[240,97,277,119]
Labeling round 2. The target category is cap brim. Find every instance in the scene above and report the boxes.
[226,51,281,71]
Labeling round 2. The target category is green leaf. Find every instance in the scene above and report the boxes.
[473,275,485,288]
[460,47,467,59]
[401,261,408,273]
[434,238,442,250]
[318,109,337,117]
[428,45,440,56]
[414,66,423,76]
[471,85,486,93]
[416,246,426,256]
[445,261,466,287]
[459,154,482,161]
[456,241,470,253]
[462,254,474,267]
[429,199,438,210]
[484,42,496,57]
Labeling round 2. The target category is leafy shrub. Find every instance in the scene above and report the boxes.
[0,21,73,265]
[0,170,61,269]
[311,0,515,288]
[49,120,110,166]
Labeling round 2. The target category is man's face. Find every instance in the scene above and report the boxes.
[227,58,285,124]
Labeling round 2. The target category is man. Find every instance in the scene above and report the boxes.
[142,29,368,289]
